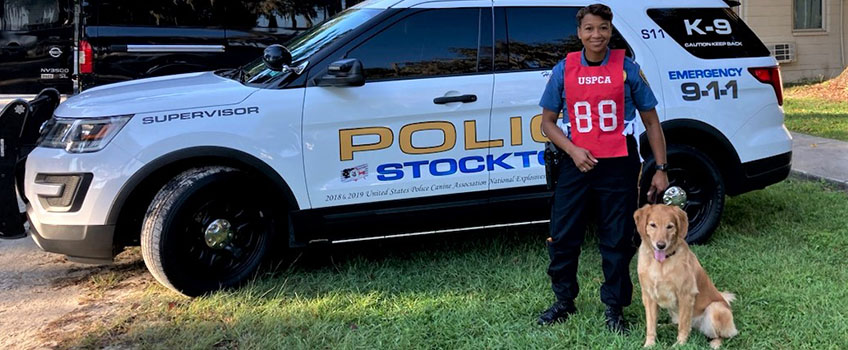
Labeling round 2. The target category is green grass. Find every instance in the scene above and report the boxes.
[71,179,848,349]
[784,97,848,141]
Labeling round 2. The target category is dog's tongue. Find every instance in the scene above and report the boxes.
[654,250,667,262]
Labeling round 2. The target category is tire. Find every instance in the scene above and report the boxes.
[640,144,725,244]
[141,166,276,296]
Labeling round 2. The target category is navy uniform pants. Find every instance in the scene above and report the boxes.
[547,135,640,308]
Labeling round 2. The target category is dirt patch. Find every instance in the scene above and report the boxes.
[0,239,152,350]
[785,67,848,102]
[41,273,154,349]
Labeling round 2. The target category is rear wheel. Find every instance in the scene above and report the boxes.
[141,166,276,296]
[641,144,725,244]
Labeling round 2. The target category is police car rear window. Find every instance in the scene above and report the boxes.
[647,8,770,59]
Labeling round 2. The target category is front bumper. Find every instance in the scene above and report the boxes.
[27,204,115,264]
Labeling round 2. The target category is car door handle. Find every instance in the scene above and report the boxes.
[433,94,477,104]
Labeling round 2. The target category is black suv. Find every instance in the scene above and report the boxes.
[1,0,356,94]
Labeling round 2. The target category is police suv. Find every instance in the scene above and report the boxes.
[0,0,791,296]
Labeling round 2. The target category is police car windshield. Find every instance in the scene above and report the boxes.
[236,8,381,85]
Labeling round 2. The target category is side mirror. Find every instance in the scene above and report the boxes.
[315,58,365,87]
[263,44,292,72]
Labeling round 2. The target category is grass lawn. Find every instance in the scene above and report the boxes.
[783,97,848,142]
[69,178,848,349]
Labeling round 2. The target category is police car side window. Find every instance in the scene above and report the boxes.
[347,8,480,81]
[494,7,632,72]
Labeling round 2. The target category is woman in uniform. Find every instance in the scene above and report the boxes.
[536,4,669,334]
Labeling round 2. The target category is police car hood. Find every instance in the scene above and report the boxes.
[55,72,257,117]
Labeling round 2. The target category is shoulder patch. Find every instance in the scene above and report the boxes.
[639,69,650,86]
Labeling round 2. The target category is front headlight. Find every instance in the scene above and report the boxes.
[39,115,132,153]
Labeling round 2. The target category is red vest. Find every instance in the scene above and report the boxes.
[564,49,628,158]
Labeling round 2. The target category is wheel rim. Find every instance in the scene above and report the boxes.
[177,195,270,279]
[665,157,718,239]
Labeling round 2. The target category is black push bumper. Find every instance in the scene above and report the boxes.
[27,206,115,264]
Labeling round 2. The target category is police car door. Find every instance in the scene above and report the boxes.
[489,4,584,191]
[302,3,494,208]
[489,3,642,191]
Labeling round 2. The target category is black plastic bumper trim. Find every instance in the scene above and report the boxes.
[737,151,792,193]
[28,217,115,262]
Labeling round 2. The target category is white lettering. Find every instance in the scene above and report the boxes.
[713,19,732,34]
[578,76,612,85]
[684,19,706,35]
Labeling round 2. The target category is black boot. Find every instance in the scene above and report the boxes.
[537,300,577,325]
[604,305,629,335]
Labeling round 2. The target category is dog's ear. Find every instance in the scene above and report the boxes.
[673,206,689,242]
[634,204,651,241]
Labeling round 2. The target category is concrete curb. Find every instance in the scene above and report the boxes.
[790,170,848,191]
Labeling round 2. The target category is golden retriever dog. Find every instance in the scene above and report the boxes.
[634,204,738,349]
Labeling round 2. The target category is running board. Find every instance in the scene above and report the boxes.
[312,219,550,245]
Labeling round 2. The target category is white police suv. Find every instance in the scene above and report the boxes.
[0,0,791,296]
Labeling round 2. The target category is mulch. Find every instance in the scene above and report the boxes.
[785,67,848,102]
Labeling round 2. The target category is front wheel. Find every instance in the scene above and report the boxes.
[640,144,725,244]
[141,167,276,296]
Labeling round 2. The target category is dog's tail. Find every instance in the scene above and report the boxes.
[720,292,736,304]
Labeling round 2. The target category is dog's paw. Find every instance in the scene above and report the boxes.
[672,339,688,347]
[642,339,656,348]
[709,338,723,349]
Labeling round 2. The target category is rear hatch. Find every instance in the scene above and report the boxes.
[641,4,790,179]
[0,0,75,94]
[646,7,783,106]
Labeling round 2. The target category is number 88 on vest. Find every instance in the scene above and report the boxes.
[564,49,628,158]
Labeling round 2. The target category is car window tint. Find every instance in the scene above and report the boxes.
[496,7,632,72]
[94,0,223,27]
[347,8,480,81]
[647,8,770,59]
[1,0,60,31]
[224,1,337,31]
